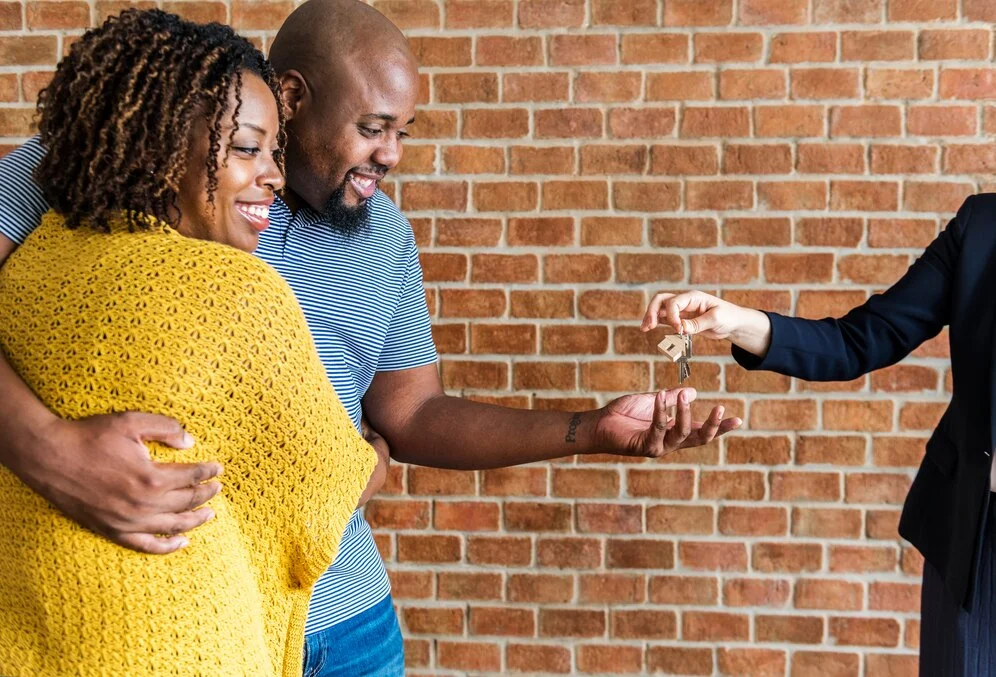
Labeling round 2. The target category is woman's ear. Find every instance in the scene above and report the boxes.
[279,70,307,122]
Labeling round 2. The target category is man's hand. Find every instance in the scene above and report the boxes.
[591,387,741,459]
[8,412,222,554]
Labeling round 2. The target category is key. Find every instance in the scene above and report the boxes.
[678,333,693,385]
[657,333,693,384]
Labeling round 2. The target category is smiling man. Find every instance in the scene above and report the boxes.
[0,1,740,675]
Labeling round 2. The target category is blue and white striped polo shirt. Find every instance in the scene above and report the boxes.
[0,137,438,636]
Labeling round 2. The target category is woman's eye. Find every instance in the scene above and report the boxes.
[233,146,261,155]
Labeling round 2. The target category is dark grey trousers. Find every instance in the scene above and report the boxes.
[920,498,996,676]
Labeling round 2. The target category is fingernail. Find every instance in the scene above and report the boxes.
[181,432,195,448]
[717,407,725,417]
[177,538,189,549]
[204,508,215,520]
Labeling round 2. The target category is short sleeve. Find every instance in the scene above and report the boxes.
[376,231,438,372]
[0,137,50,245]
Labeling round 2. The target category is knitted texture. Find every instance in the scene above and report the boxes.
[0,211,376,676]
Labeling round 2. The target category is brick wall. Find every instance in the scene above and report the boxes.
[3,0,995,675]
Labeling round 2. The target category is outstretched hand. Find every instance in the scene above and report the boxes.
[591,387,741,459]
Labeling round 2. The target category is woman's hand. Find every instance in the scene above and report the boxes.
[357,420,391,508]
[641,291,773,358]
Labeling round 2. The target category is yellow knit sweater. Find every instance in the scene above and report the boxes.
[0,212,376,676]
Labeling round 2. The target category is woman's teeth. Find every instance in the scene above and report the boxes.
[238,204,269,219]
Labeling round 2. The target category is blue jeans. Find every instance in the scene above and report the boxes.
[302,594,405,677]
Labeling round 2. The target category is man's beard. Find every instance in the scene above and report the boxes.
[320,180,370,236]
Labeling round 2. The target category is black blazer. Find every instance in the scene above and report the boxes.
[734,194,996,609]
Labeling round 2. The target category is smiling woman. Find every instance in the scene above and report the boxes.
[0,8,376,677]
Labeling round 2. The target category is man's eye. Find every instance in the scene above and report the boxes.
[360,126,382,136]
[398,130,410,139]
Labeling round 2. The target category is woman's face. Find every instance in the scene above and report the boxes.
[176,71,284,252]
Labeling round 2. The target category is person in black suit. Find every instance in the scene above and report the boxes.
[641,194,996,675]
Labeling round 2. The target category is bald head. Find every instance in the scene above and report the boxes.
[268,0,419,229]
[270,0,414,85]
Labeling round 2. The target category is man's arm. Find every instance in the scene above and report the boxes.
[363,363,739,470]
[0,141,222,554]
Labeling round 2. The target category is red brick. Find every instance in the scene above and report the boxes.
[446,0,512,27]
[965,0,996,19]
[792,68,860,99]
[796,217,863,246]
[481,467,547,496]
[648,647,714,675]
[607,539,675,569]
[798,144,865,174]
[871,144,939,174]
[435,501,501,531]
[651,218,718,247]
[578,645,643,673]
[438,641,501,671]
[648,72,715,101]
[889,0,957,20]
[870,582,920,612]
[795,579,864,611]
[793,507,863,538]
[770,32,837,63]
[824,400,893,432]
[472,254,538,283]
[940,68,996,100]
[611,609,678,640]
[771,471,841,501]
[724,578,791,607]
[681,106,750,137]
[830,617,901,647]
[759,181,827,210]
[695,32,764,63]
[628,469,696,499]
[867,68,935,100]
[609,107,678,138]
[723,218,791,247]
[507,644,571,673]
[646,505,714,534]
[700,470,766,500]
[436,73,498,103]
[467,536,532,566]
[580,144,647,174]
[909,105,977,136]
[726,436,792,465]
[830,181,899,212]
[26,1,89,28]
[680,541,749,571]
[845,473,911,504]
[537,536,604,568]
[719,506,788,537]
[541,325,608,354]
[613,181,682,211]
[518,0,584,28]
[869,219,937,248]
[751,400,818,431]
[0,36,57,66]
[503,73,570,103]
[723,143,792,174]
[411,109,457,139]
[470,607,535,636]
[397,534,462,563]
[473,181,537,212]
[687,181,754,211]
[814,0,882,21]
[580,574,646,604]
[797,290,868,319]
[539,609,606,638]
[463,108,529,139]
[504,501,571,532]
[651,575,719,605]
[683,611,750,641]
[797,436,865,467]
[899,402,946,431]
[791,651,861,677]
[508,573,574,602]
[723,290,793,314]
[549,34,616,66]
[753,543,823,573]
[920,29,991,60]
[756,617,823,644]
[510,145,574,175]
[755,105,825,137]
[740,0,807,23]
[576,72,642,103]
[440,360,508,390]
[579,290,646,320]
[842,30,915,61]
[403,606,464,635]
[904,180,973,213]
[622,34,690,64]
[438,572,503,600]
[410,36,472,67]
[581,217,642,246]
[372,0,439,28]
[367,499,430,529]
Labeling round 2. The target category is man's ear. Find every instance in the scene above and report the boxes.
[279,70,307,122]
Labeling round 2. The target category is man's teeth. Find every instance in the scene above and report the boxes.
[239,204,269,218]
[352,175,374,189]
